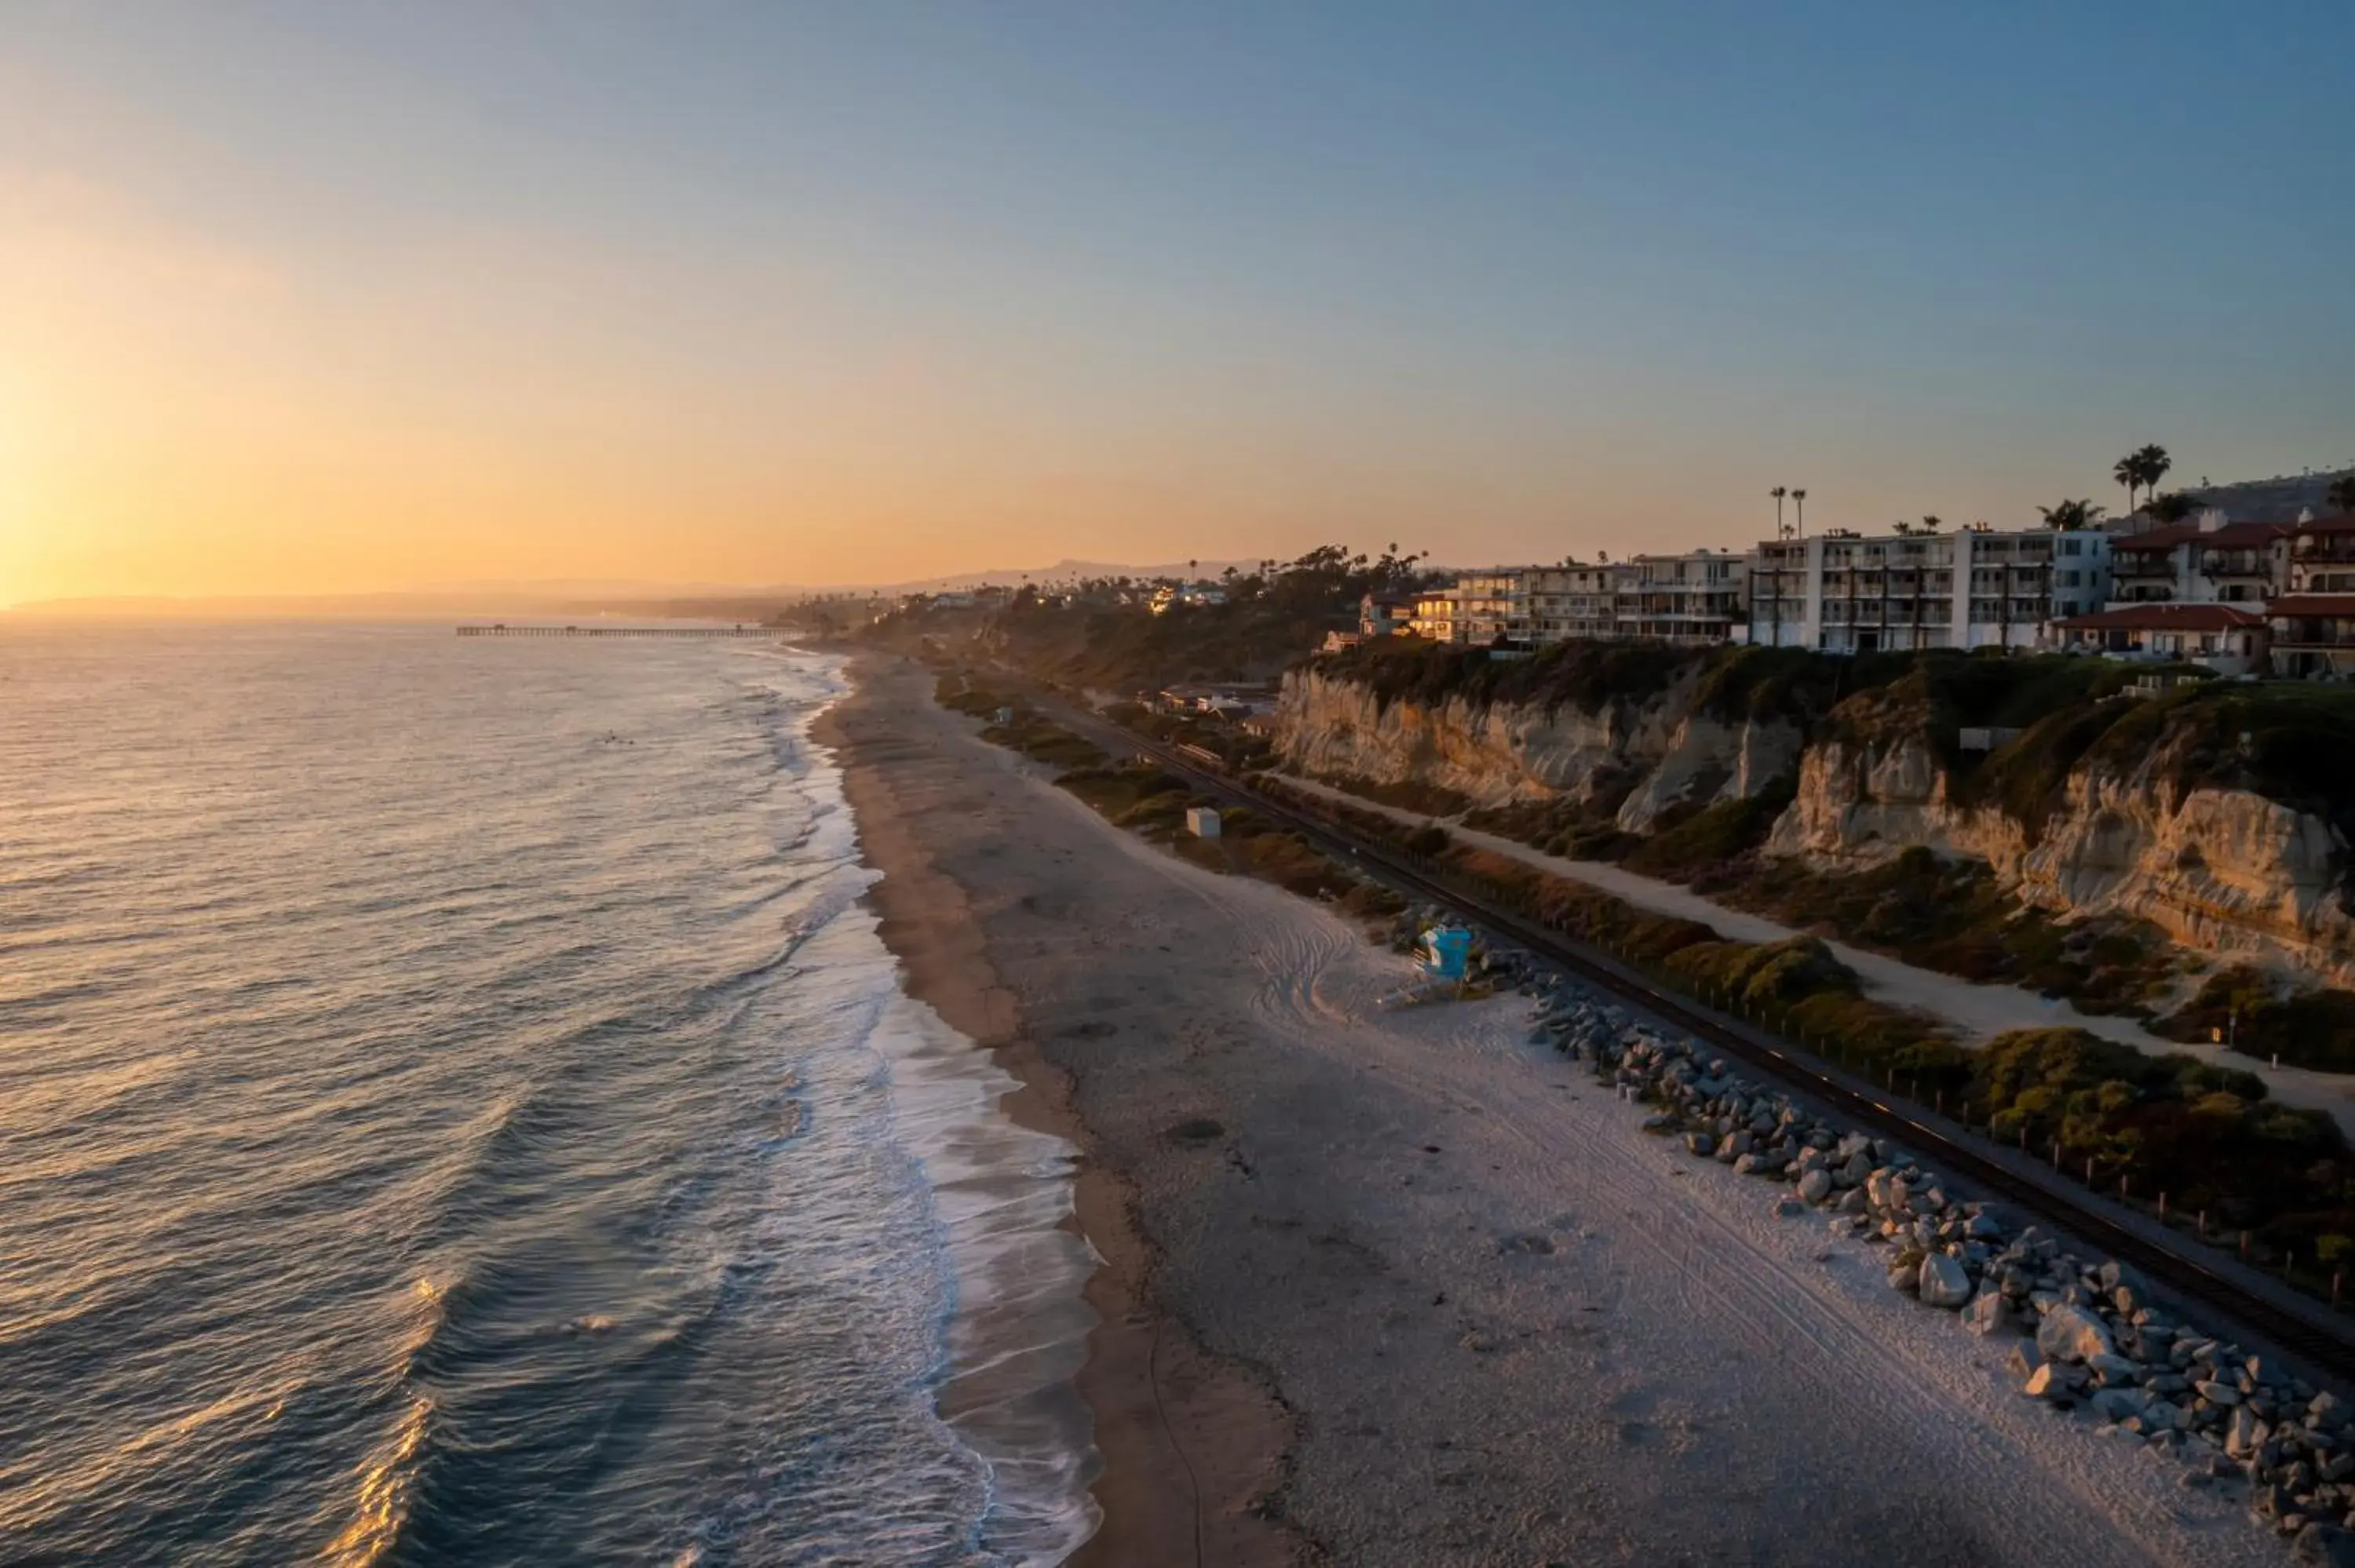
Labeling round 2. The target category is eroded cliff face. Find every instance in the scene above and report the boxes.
[1771,731,2355,987]
[1280,665,2355,986]
[1274,665,1804,830]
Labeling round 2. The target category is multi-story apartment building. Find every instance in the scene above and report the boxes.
[1451,571,1526,645]
[2105,512,2290,608]
[1610,551,1747,644]
[1745,527,2105,653]
[1526,565,1614,642]
[1409,585,1464,644]
[2266,511,2355,677]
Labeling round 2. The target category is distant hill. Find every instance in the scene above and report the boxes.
[3,561,1272,618]
[2185,465,2355,523]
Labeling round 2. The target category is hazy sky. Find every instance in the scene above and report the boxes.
[5,2,2352,603]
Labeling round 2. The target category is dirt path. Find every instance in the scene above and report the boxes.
[1277,773,2355,1140]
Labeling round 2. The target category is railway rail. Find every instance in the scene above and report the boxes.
[1028,686,2355,1384]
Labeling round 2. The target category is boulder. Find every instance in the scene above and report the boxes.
[1797,1167,1833,1205]
[1918,1253,1973,1309]
[2036,1304,2115,1366]
[2024,1363,2073,1402]
[2007,1340,2045,1378]
[1962,1293,2010,1337]
[2293,1523,2355,1568]
[2200,1380,2244,1407]
[2091,1387,2149,1423]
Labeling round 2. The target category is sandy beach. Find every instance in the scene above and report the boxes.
[818,654,2278,1567]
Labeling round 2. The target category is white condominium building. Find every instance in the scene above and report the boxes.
[1745,527,2109,654]
[1608,552,1747,645]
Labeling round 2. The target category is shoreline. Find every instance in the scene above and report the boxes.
[811,652,1298,1568]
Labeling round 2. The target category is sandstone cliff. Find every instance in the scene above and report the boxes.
[1278,649,2355,987]
[1276,663,1803,832]
[1769,721,2355,988]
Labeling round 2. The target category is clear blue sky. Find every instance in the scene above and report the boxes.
[5,1,2352,595]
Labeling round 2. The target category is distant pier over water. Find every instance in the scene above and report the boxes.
[455,624,783,639]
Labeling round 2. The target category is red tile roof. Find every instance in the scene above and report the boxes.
[2288,514,2355,538]
[2268,594,2355,617]
[2109,521,2289,552]
[2053,604,2266,631]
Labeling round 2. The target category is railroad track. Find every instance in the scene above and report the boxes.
[1028,688,2355,1384]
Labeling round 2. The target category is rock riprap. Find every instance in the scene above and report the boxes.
[1528,977,2354,1552]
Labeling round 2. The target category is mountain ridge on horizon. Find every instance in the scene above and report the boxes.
[2,559,1278,618]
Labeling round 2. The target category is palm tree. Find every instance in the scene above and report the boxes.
[2114,452,2141,515]
[2037,498,2106,532]
[2136,444,2172,506]
[2143,491,2197,526]
[2328,476,2355,516]
[1770,486,1788,538]
[1791,488,1808,538]
[1922,515,1943,532]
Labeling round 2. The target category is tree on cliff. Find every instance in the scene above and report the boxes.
[2038,498,2107,531]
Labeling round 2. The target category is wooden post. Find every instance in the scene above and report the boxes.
[2241,1230,2251,1261]
[2159,1191,2167,1221]
[2334,1271,2342,1310]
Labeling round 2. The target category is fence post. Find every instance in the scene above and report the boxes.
[2335,1271,2343,1310]
[2158,1191,2167,1221]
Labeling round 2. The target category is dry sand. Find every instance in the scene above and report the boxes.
[820,656,2278,1566]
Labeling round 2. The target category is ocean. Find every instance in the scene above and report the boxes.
[0,622,1099,1566]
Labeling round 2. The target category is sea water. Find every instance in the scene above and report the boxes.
[0,622,1098,1566]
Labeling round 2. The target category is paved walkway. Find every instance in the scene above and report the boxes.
[1277,774,2355,1138]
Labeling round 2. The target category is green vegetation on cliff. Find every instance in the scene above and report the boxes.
[871,544,1432,690]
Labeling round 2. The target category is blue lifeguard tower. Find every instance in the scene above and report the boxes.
[1420,925,1473,981]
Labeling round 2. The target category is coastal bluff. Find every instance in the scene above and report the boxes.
[1274,643,2355,989]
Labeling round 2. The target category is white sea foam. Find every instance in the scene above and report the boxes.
[763,647,1102,1563]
